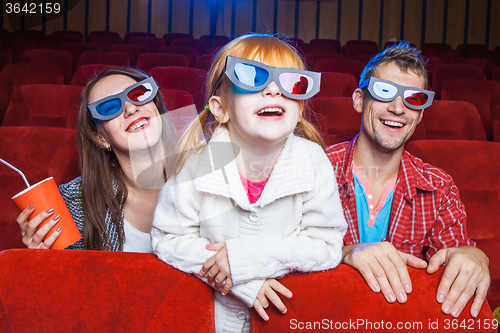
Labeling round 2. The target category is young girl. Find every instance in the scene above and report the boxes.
[151,34,347,333]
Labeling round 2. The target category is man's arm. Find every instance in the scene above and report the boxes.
[341,242,427,304]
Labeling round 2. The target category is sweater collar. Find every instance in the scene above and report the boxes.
[194,127,314,210]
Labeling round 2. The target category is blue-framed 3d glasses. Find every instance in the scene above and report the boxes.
[220,56,321,100]
[360,77,435,110]
[88,76,159,121]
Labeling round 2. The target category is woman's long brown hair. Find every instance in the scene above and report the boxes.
[76,67,168,250]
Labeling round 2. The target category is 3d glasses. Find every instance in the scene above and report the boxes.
[88,76,159,120]
[214,56,321,100]
[360,77,434,110]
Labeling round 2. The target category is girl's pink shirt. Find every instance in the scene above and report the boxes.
[239,174,270,204]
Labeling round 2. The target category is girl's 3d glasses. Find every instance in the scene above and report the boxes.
[360,77,435,110]
[88,76,159,120]
[213,56,321,100]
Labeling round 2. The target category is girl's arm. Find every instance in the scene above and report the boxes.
[226,147,348,287]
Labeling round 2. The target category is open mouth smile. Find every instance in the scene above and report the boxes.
[381,120,404,128]
[257,107,285,117]
[126,118,150,132]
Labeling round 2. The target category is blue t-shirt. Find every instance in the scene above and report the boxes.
[353,170,395,243]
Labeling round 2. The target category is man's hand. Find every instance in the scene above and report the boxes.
[342,242,428,304]
[427,246,490,318]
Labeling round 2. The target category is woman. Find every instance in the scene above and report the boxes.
[17,67,175,252]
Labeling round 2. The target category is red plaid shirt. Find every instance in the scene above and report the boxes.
[326,138,474,260]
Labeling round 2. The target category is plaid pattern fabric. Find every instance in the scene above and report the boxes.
[326,138,474,260]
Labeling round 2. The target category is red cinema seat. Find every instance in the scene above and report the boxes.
[493,66,500,83]
[346,39,378,48]
[310,97,361,137]
[452,58,494,79]
[315,72,358,98]
[441,79,500,141]
[150,67,207,112]
[0,249,215,331]
[162,32,193,46]
[405,139,500,312]
[456,44,488,58]
[304,43,339,55]
[128,36,165,53]
[2,84,83,128]
[309,39,341,54]
[0,127,79,251]
[45,31,83,46]
[315,59,365,81]
[77,51,130,68]
[11,39,55,62]
[199,35,230,48]
[171,38,208,56]
[0,64,64,124]
[422,100,486,141]
[160,89,195,111]
[424,48,461,63]
[85,31,122,51]
[19,49,73,84]
[305,53,344,71]
[250,265,495,333]
[341,43,379,60]
[70,64,115,86]
[60,42,101,73]
[0,48,12,72]
[420,42,451,53]
[195,54,214,71]
[136,53,189,74]
[432,63,486,99]
[124,31,156,44]
[157,45,199,68]
[108,44,148,66]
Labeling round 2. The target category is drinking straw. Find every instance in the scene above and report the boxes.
[0,158,30,187]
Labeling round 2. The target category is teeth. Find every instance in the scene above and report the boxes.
[127,119,148,132]
[258,107,284,115]
[382,120,404,128]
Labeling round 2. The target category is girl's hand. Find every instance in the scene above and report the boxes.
[16,205,61,249]
[200,243,233,295]
[253,279,293,321]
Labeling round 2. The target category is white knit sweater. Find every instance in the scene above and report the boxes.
[152,127,347,332]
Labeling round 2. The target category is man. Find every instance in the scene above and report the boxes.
[327,42,490,318]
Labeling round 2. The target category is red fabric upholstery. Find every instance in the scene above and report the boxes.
[493,66,500,83]
[172,38,209,56]
[157,45,199,67]
[421,42,451,53]
[424,48,461,63]
[150,67,207,112]
[70,64,115,86]
[457,44,489,58]
[162,32,194,45]
[422,100,487,141]
[0,249,215,332]
[305,52,344,71]
[346,39,378,47]
[441,79,500,141]
[493,106,500,142]
[124,31,155,44]
[85,31,123,51]
[0,64,64,124]
[0,48,12,72]
[137,53,189,74]
[314,59,365,81]
[405,140,500,311]
[250,265,495,333]
[128,36,165,53]
[341,44,379,59]
[77,51,130,68]
[108,44,148,66]
[160,89,195,111]
[452,58,494,79]
[310,97,361,137]
[45,31,83,46]
[19,49,73,84]
[0,127,79,251]
[196,54,214,71]
[422,55,443,85]
[352,53,374,65]
[2,84,83,128]
[11,39,55,62]
[304,43,339,55]
[315,72,358,98]
[432,63,486,99]
[322,134,353,146]
[199,35,231,48]
[309,39,341,53]
[60,42,101,74]
[0,250,494,333]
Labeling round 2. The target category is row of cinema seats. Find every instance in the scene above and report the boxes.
[0,126,499,316]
